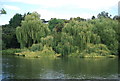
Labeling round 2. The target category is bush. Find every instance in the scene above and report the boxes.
[41,45,55,55]
[30,43,43,52]
[41,36,53,47]
[20,45,56,58]
[82,43,111,56]
[2,49,24,55]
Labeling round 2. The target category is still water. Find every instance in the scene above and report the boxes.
[2,55,119,79]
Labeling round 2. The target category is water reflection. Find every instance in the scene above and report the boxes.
[2,55,118,79]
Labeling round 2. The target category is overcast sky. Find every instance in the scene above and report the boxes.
[0,0,119,25]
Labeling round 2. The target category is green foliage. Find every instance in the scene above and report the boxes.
[2,48,26,55]
[2,13,24,49]
[41,36,53,47]
[2,25,20,49]
[3,11,119,57]
[50,20,102,56]
[69,43,111,57]
[81,43,111,56]
[48,18,64,32]
[91,18,118,54]
[30,43,43,52]
[14,45,55,58]
[16,12,50,48]
[51,18,118,56]
[0,8,6,14]
[9,13,23,28]
[41,45,55,55]
[70,17,86,21]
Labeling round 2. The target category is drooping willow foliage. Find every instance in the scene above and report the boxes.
[89,18,118,54]
[16,12,119,56]
[54,20,101,56]
[16,12,50,48]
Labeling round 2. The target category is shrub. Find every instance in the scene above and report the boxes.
[41,45,55,55]
[30,43,43,52]
[41,36,53,47]
[80,43,111,56]
[2,49,24,55]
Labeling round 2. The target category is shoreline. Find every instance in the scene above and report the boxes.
[2,49,118,58]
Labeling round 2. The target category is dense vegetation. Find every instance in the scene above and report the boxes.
[2,11,120,58]
[2,12,31,49]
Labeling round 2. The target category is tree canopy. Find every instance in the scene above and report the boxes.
[16,12,50,48]
[48,18,64,32]
[97,11,111,18]
[2,11,119,57]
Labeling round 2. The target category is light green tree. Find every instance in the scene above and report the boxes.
[55,19,101,56]
[16,12,50,48]
[91,18,118,54]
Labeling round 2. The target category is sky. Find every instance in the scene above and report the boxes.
[0,0,119,25]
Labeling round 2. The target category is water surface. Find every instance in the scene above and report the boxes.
[2,55,119,79]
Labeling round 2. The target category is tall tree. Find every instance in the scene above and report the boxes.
[54,20,101,56]
[2,13,23,49]
[9,13,23,28]
[91,18,118,54]
[16,12,50,48]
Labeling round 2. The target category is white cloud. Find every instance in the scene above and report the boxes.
[36,9,68,20]
[70,0,118,10]
[3,5,20,10]
[0,20,9,25]
[35,9,93,20]
[0,15,9,25]
[0,0,119,25]
[2,0,119,9]
[77,13,94,19]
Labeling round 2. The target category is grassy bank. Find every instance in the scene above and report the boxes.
[2,49,24,55]
[14,48,57,58]
[2,47,62,58]
[68,53,117,58]
[2,48,117,58]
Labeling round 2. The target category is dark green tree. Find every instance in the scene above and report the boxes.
[48,18,64,32]
[92,16,95,19]
[9,13,23,28]
[97,11,111,18]
[73,17,86,21]
[0,8,6,14]
[91,18,118,54]
[2,13,24,49]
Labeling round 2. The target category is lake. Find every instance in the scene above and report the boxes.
[2,55,119,79]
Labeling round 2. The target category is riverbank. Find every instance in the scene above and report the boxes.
[2,49,118,58]
[2,49,24,55]
[2,48,58,58]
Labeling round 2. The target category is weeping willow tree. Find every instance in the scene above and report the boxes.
[16,12,50,48]
[16,12,118,56]
[54,19,101,56]
[90,18,119,54]
[80,43,111,56]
